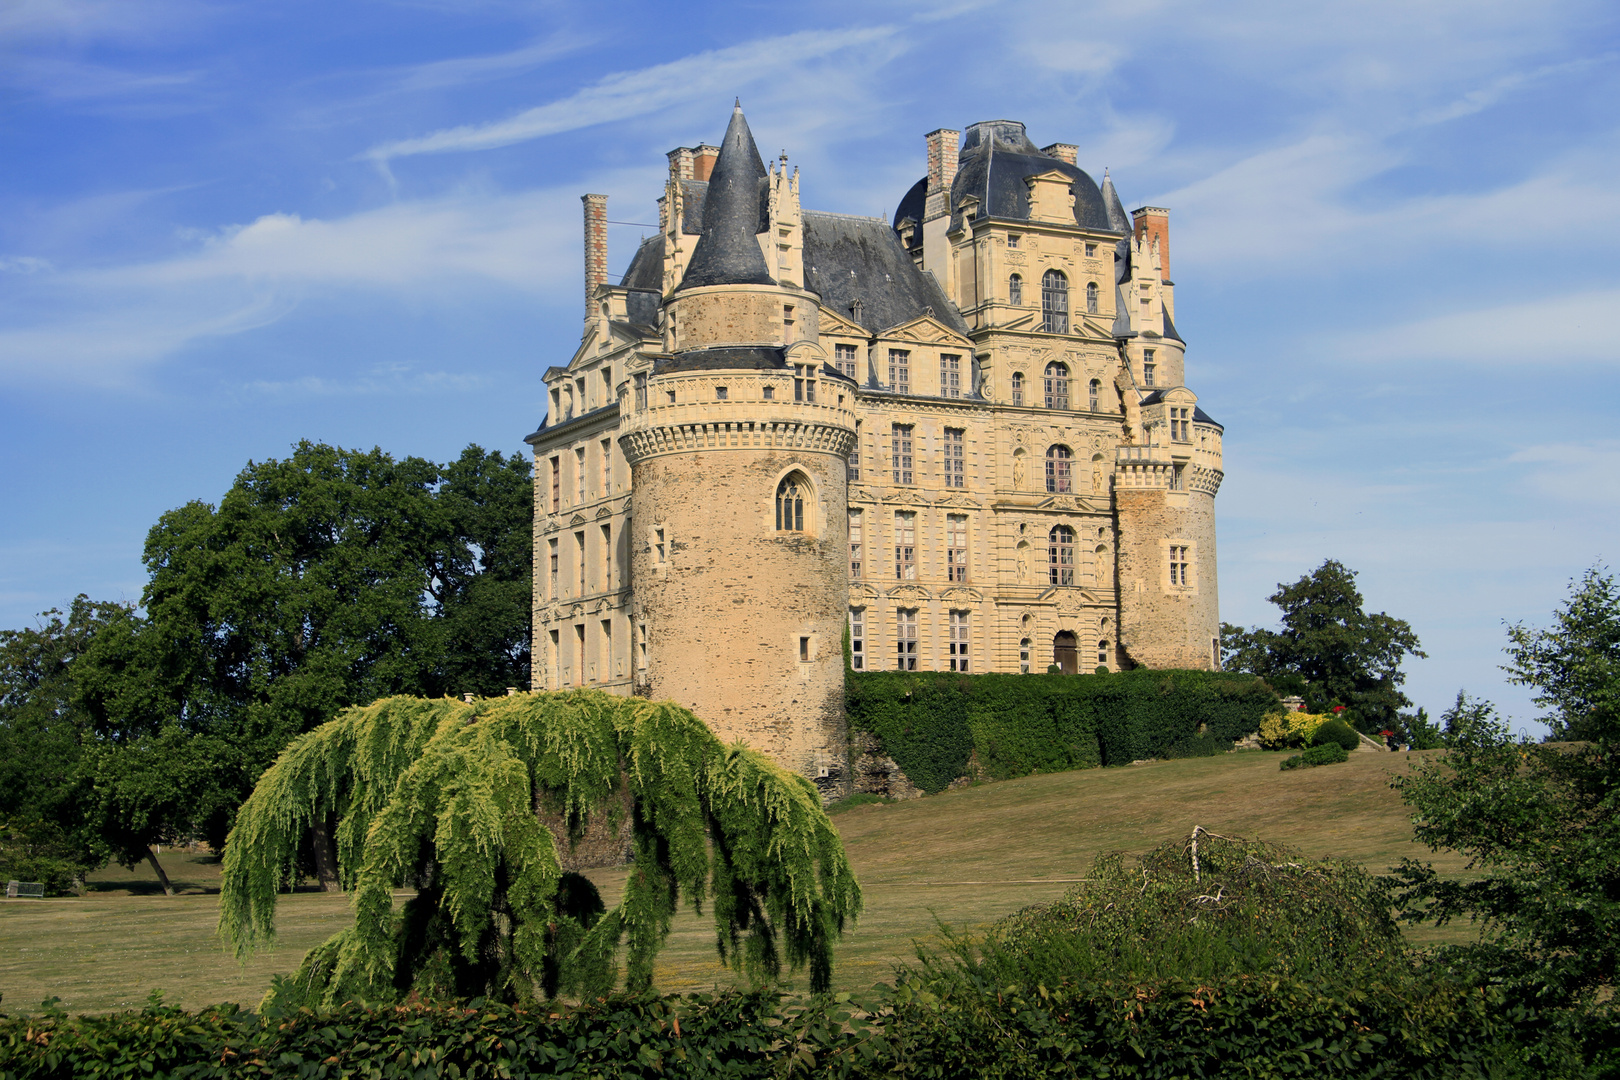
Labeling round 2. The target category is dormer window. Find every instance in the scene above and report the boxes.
[834,343,858,379]
[1085,243,1097,257]
[794,364,816,402]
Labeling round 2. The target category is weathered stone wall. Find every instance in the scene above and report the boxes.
[628,442,853,798]
[1114,486,1220,669]
[848,730,926,800]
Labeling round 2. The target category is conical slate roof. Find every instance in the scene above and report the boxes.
[676,104,774,291]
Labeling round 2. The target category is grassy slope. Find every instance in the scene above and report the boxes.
[0,749,1474,1013]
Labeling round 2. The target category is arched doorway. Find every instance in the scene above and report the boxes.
[1053,631,1078,675]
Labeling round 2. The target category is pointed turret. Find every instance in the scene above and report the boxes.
[676,104,774,290]
[1101,168,1130,234]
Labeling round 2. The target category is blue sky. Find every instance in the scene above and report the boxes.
[3,0,1617,732]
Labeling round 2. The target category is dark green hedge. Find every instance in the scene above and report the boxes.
[3,981,1612,1079]
[847,669,1279,793]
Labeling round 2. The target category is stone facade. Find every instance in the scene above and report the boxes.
[526,106,1225,796]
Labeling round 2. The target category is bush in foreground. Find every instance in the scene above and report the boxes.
[1312,717,1362,750]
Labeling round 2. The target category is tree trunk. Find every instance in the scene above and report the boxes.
[311,817,342,892]
[143,845,175,896]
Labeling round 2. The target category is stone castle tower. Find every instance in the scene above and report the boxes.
[527,104,1224,796]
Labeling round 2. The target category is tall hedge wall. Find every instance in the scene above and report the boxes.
[846,670,1279,793]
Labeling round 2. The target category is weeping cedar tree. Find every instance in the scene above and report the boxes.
[219,691,861,1005]
[1220,559,1424,735]
[1391,566,1620,1003]
[63,442,532,857]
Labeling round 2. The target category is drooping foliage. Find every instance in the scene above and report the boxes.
[219,690,861,1006]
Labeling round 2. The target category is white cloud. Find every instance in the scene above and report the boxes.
[362,26,901,161]
[1325,287,1620,367]
[1508,439,1620,504]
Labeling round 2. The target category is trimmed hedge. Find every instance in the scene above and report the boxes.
[2,982,1611,1079]
[1282,742,1351,770]
[847,669,1278,793]
[1313,718,1362,751]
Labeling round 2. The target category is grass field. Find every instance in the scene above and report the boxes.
[0,748,1478,1014]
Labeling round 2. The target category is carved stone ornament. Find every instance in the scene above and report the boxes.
[940,587,984,603]
[851,582,881,602]
[887,584,932,603]
[595,505,613,520]
[569,604,585,619]
[569,514,587,527]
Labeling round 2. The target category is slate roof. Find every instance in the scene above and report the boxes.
[621,235,663,290]
[1138,389,1221,430]
[676,105,775,291]
[656,346,784,373]
[803,212,969,337]
[948,121,1118,234]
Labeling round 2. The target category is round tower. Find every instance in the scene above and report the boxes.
[618,104,856,796]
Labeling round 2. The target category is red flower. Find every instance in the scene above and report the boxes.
[1332,706,1346,713]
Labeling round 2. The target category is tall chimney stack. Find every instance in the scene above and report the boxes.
[924,128,960,220]
[1132,206,1170,282]
[691,144,720,182]
[582,193,608,318]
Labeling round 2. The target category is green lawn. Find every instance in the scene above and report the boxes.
[0,749,1478,1014]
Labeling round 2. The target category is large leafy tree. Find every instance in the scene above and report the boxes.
[1504,565,1620,742]
[1391,567,1620,1003]
[1220,559,1425,732]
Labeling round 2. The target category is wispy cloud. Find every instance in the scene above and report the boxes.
[243,364,488,399]
[1324,287,1620,366]
[361,26,900,161]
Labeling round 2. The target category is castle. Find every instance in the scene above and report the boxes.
[526,104,1224,796]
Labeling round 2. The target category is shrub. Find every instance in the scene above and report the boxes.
[1258,709,1331,749]
[824,792,891,815]
[1312,717,1362,750]
[1281,742,1350,770]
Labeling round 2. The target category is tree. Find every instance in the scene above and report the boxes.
[220,691,862,1005]
[0,596,133,890]
[1504,565,1620,742]
[1220,559,1425,733]
[1391,571,1620,1003]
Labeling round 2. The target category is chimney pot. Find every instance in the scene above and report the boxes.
[924,128,960,221]
[691,144,720,182]
[1041,142,1078,166]
[1131,206,1171,282]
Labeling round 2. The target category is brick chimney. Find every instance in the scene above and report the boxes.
[1041,142,1078,166]
[582,193,608,318]
[1132,206,1170,282]
[924,128,959,220]
[691,144,720,182]
[667,146,694,181]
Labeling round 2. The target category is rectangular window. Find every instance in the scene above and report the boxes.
[835,343,858,380]
[794,364,816,402]
[894,512,916,580]
[1019,638,1031,674]
[666,389,676,404]
[847,439,859,482]
[575,531,586,596]
[601,366,612,403]
[1006,234,1020,248]
[946,514,967,583]
[888,349,910,394]
[548,539,559,600]
[573,624,585,686]
[891,424,913,485]
[601,523,612,591]
[849,510,863,578]
[600,619,613,679]
[1171,464,1185,491]
[548,628,560,689]
[715,385,728,400]
[949,611,970,672]
[576,377,586,410]
[943,428,965,488]
[940,354,961,398]
[799,636,810,662]
[1171,406,1191,442]
[550,457,560,513]
[849,609,865,670]
[654,527,666,566]
[1170,545,1190,586]
[575,447,585,502]
[1012,373,1024,406]
[601,439,612,493]
[763,385,774,400]
[638,622,648,669]
[1085,242,1097,257]
[1143,348,1156,387]
[895,608,918,670]
[634,373,648,411]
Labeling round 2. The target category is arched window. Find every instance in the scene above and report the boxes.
[1008,274,1023,306]
[1049,525,1075,586]
[1085,281,1099,314]
[1011,371,1025,406]
[1098,640,1110,667]
[1019,637,1031,674]
[775,473,807,532]
[1045,445,1073,493]
[1088,378,1100,411]
[1044,362,1069,410]
[1041,270,1069,334]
